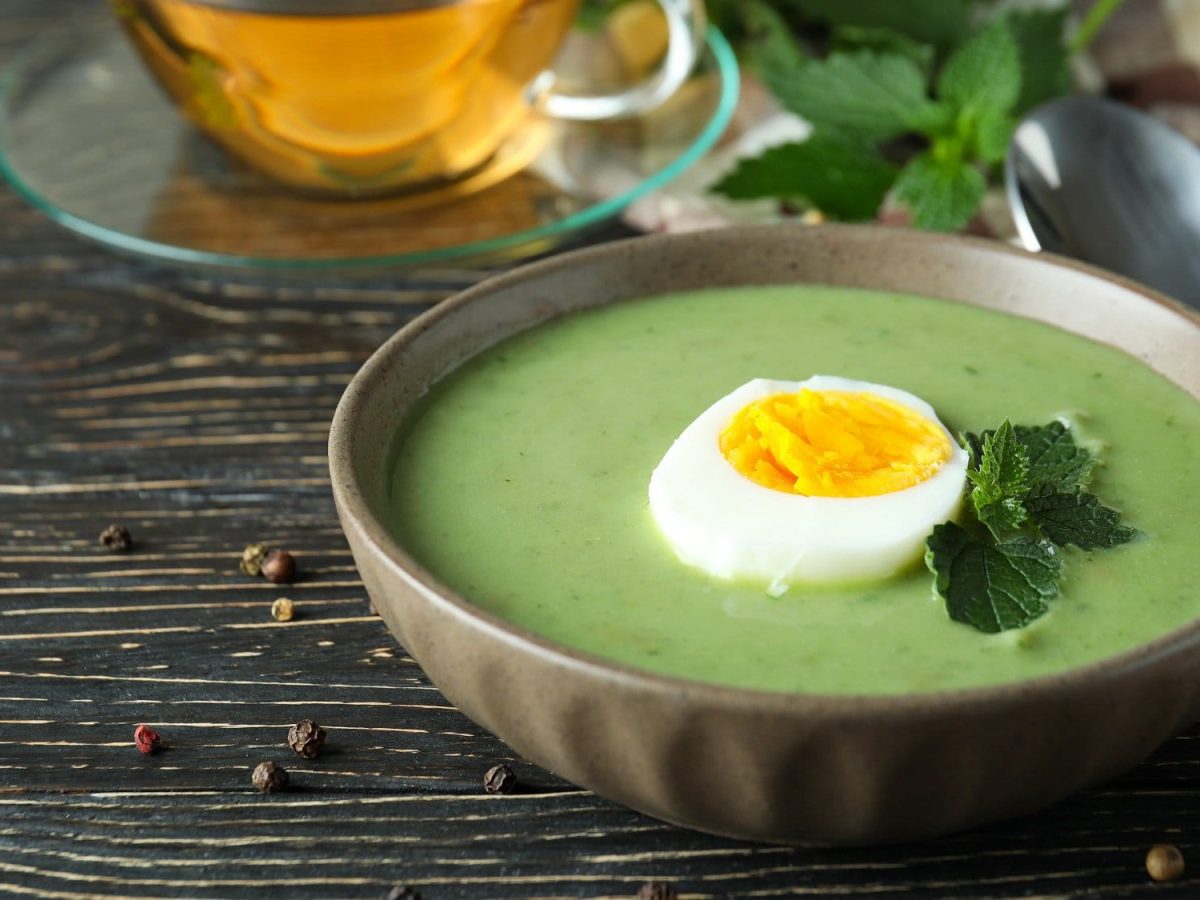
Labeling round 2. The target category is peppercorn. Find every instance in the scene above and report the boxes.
[251,760,289,793]
[100,524,133,552]
[636,882,678,900]
[271,597,295,622]
[1146,844,1185,882]
[261,549,296,584]
[483,763,517,795]
[239,543,268,576]
[385,887,422,900]
[287,719,327,760]
[133,724,161,755]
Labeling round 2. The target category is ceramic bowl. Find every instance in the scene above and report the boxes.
[329,224,1200,845]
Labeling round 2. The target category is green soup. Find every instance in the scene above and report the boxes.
[388,286,1200,695]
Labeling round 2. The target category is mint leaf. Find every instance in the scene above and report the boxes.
[927,522,1061,633]
[761,50,942,143]
[967,420,1031,536]
[712,136,898,220]
[936,20,1022,117]
[793,0,971,51]
[1004,8,1072,115]
[893,150,986,232]
[1025,484,1136,550]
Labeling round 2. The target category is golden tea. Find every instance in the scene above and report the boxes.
[115,0,579,194]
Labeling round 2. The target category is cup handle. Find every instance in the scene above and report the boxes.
[527,0,707,122]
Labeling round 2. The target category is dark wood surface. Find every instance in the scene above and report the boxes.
[3,3,1199,897]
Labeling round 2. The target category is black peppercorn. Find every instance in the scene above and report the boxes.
[636,882,678,900]
[287,719,327,760]
[100,524,133,552]
[483,763,517,795]
[385,887,422,900]
[261,549,296,584]
[251,760,288,793]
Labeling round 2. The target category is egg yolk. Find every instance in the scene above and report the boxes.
[718,389,953,497]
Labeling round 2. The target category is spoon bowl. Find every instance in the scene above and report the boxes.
[1006,95,1200,308]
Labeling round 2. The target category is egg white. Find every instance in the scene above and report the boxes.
[647,376,969,590]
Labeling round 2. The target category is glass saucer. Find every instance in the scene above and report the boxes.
[0,5,738,271]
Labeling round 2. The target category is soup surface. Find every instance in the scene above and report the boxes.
[389,286,1200,694]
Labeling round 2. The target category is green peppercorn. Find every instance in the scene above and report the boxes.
[239,543,268,576]
[271,597,295,622]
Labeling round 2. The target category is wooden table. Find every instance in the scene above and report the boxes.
[2,4,1198,897]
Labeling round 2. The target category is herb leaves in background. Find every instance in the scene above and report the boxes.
[787,0,973,52]
[927,420,1135,634]
[580,0,1123,230]
[713,135,897,220]
[711,0,1119,231]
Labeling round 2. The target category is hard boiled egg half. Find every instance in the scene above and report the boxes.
[648,376,968,591]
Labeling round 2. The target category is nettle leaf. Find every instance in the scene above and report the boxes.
[1025,484,1136,550]
[1015,421,1095,489]
[905,101,957,138]
[960,430,985,468]
[742,0,809,81]
[793,0,972,51]
[712,136,898,221]
[1004,8,1072,115]
[761,50,943,143]
[932,420,1134,634]
[936,20,1022,116]
[832,25,936,76]
[967,420,1032,536]
[927,522,1061,633]
[893,150,986,232]
[967,420,1095,490]
[973,107,1017,165]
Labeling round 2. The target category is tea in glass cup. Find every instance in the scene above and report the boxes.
[112,0,705,196]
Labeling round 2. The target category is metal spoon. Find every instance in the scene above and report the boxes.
[1005,94,1200,308]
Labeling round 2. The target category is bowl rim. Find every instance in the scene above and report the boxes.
[329,223,1200,716]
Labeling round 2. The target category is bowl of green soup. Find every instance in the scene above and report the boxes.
[330,224,1200,844]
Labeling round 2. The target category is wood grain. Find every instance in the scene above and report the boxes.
[2,1,1200,897]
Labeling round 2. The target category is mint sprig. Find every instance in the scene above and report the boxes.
[927,420,1136,633]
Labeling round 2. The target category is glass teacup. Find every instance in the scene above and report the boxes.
[111,0,706,196]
